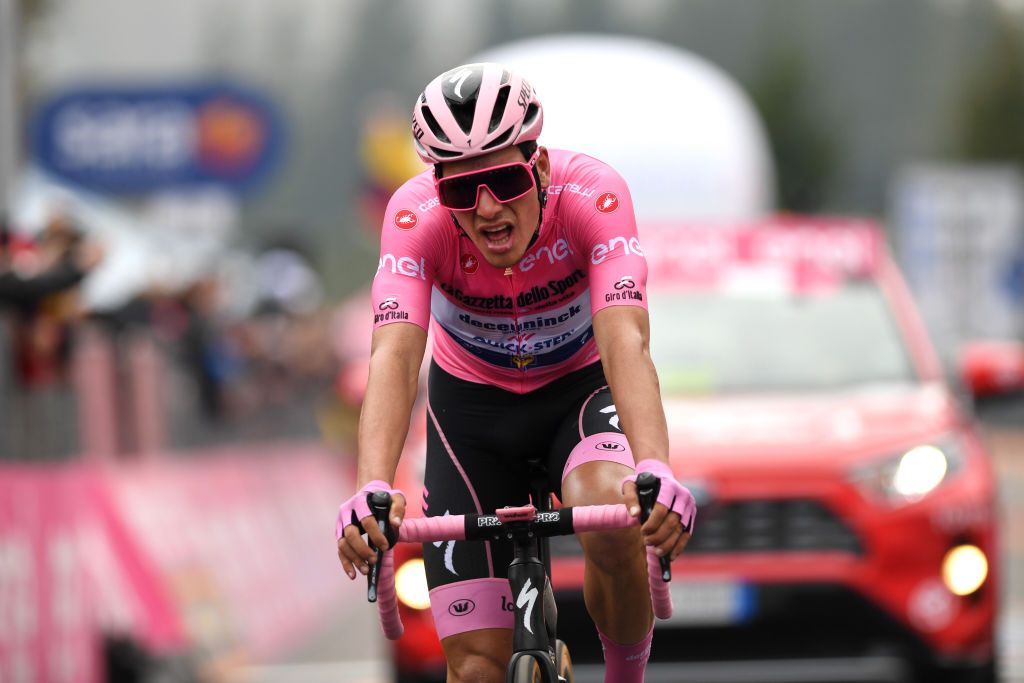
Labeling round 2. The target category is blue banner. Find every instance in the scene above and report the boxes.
[31,84,284,193]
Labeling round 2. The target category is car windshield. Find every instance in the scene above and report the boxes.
[649,280,916,394]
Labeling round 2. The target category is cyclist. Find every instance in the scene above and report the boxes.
[336,62,696,683]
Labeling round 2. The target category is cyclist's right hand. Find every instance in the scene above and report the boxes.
[335,480,406,580]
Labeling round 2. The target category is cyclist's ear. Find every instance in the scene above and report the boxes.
[536,146,551,190]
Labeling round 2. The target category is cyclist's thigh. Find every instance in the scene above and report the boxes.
[548,382,635,500]
[423,362,555,638]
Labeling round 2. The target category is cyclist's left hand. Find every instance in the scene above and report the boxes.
[335,480,406,580]
[622,458,697,562]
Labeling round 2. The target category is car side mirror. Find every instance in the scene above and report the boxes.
[958,340,1024,400]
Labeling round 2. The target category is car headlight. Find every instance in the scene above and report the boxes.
[395,558,432,610]
[942,544,989,596]
[850,436,965,505]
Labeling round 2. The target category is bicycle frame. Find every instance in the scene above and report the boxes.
[505,524,559,681]
[506,461,561,681]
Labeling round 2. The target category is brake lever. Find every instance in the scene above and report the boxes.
[367,491,392,602]
[635,472,672,583]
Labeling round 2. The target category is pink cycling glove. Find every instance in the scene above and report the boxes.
[623,459,697,533]
[335,480,404,540]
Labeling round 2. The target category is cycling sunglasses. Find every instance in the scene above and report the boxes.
[435,150,540,211]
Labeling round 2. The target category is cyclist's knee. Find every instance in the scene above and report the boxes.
[561,459,632,508]
[442,629,511,683]
[563,460,645,572]
[581,524,644,574]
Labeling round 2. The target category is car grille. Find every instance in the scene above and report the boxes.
[553,498,863,555]
[689,499,863,554]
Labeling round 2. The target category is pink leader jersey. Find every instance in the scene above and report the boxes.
[371,148,648,394]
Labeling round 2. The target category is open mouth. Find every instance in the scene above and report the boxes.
[481,223,514,250]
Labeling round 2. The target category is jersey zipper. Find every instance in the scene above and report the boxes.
[504,266,526,392]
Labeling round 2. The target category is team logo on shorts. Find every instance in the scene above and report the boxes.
[597,442,625,452]
[448,599,476,616]
[461,253,479,274]
[596,192,619,213]
[394,209,418,229]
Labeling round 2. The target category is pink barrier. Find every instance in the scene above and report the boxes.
[0,465,102,683]
[0,443,350,683]
[103,443,349,658]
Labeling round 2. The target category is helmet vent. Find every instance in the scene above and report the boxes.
[523,103,540,128]
[446,96,478,136]
[499,69,510,86]
[482,126,514,151]
[429,146,461,159]
[420,106,450,144]
[488,85,511,134]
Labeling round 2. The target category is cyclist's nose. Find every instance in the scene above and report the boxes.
[475,186,502,218]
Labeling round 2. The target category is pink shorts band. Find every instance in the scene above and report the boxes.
[430,578,514,639]
[561,433,635,483]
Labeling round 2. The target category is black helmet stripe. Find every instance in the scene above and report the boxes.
[440,64,484,103]
[441,64,485,136]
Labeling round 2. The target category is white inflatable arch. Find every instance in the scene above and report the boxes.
[475,35,775,221]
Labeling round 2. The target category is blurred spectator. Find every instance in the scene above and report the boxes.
[0,210,103,459]
[179,277,235,423]
[1,210,340,458]
[143,251,338,450]
[4,211,102,387]
[0,211,102,309]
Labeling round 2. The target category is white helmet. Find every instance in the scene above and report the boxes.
[411,62,544,164]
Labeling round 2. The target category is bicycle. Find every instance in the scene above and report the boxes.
[365,471,675,683]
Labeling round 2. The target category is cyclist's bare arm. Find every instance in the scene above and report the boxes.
[593,305,690,560]
[337,322,426,579]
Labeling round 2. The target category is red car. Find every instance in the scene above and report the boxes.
[343,218,999,683]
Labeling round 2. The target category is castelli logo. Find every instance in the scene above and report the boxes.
[461,253,479,274]
[394,209,418,229]
[596,192,619,213]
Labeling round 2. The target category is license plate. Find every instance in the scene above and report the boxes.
[663,579,756,626]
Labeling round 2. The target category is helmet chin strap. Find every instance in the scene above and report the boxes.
[527,161,548,248]
[526,188,547,249]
